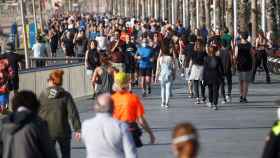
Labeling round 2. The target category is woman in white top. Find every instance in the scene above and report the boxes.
[156,45,176,109]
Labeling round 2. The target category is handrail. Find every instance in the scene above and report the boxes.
[29,57,84,60]
[20,63,84,74]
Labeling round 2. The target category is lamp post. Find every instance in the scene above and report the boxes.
[20,0,29,69]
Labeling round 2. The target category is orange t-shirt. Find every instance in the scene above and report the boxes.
[112,92,145,123]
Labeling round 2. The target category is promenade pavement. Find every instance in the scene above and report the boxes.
[71,73,280,158]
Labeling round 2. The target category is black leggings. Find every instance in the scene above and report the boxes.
[193,80,206,99]
[208,83,220,105]
[221,72,232,98]
[252,51,270,79]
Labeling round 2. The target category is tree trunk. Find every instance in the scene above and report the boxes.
[251,0,258,46]
[190,0,196,30]
[204,0,211,30]
[214,0,221,29]
[239,0,249,33]
[267,0,278,36]
[226,0,233,34]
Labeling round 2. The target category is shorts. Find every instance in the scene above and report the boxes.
[139,68,152,76]
[239,71,252,81]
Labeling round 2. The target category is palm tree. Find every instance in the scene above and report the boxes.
[239,0,249,33]
[267,0,278,37]
[226,0,233,33]
[204,0,211,30]
[190,0,196,30]
[251,0,258,46]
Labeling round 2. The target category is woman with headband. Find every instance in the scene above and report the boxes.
[172,122,199,158]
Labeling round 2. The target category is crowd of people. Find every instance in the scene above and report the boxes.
[0,10,279,158]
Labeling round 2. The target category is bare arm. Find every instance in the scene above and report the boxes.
[137,116,155,144]
[85,50,89,68]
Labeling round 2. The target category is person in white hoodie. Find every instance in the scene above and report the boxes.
[82,93,137,158]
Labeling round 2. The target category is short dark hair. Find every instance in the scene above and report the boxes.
[11,90,40,113]
[224,27,229,34]
[240,32,249,40]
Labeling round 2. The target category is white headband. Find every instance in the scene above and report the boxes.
[172,134,196,144]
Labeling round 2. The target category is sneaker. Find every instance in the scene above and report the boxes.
[243,97,248,103]
[180,73,184,77]
[201,97,207,104]
[221,100,227,104]
[240,96,244,103]
[161,104,165,108]
[206,102,212,108]
[164,104,169,109]
[195,98,200,104]
[148,87,151,94]
[226,95,231,103]
[212,105,218,110]
[142,92,147,97]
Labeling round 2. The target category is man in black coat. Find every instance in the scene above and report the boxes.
[0,91,57,158]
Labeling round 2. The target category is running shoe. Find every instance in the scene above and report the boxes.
[195,98,200,104]
[206,102,212,108]
[243,97,248,103]
[142,92,147,97]
[226,95,231,103]
[212,105,218,110]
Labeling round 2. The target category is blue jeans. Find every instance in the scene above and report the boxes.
[160,80,172,105]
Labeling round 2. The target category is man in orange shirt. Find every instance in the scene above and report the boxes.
[112,72,155,147]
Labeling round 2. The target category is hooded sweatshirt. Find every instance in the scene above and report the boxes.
[38,86,81,139]
[0,111,57,158]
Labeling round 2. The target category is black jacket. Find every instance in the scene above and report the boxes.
[0,111,57,158]
[203,56,224,85]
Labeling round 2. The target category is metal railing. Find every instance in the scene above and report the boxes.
[29,57,84,68]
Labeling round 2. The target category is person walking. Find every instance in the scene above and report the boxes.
[235,32,253,103]
[32,36,48,68]
[85,40,100,97]
[203,46,224,110]
[136,37,155,97]
[92,55,115,95]
[189,38,207,104]
[172,122,199,158]
[82,93,137,158]
[61,31,75,63]
[110,30,126,72]
[252,31,271,83]
[156,46,176,109]
[0,91,57,158]
[219,41,233,103]
[112,72,156,148]
[74,29,88,58]
[38,70,81,158]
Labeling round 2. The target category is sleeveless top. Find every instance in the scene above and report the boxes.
[95,66,114,94]
[237,42,253,72]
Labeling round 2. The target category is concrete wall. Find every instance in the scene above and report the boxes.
[19,64,93,98]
